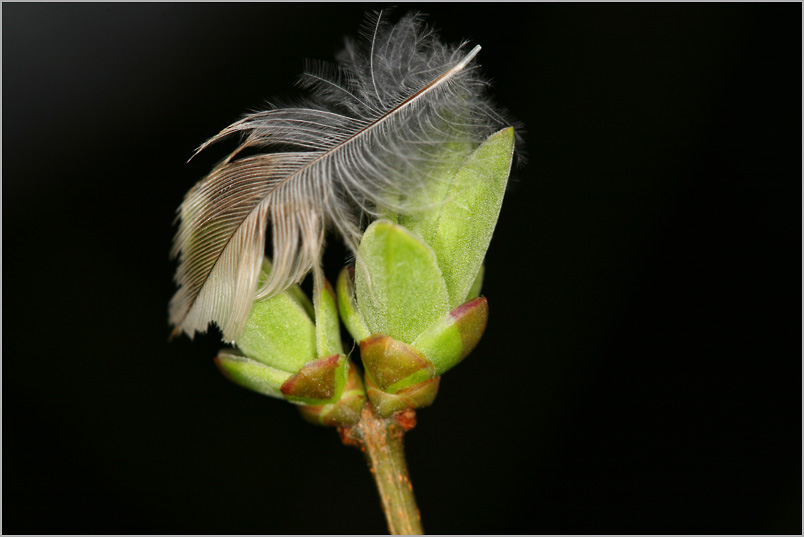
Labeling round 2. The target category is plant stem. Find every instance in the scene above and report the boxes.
[341,404,423,535]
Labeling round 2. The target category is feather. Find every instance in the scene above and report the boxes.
[170,10,517,342]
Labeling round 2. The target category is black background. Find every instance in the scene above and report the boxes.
[3,3,801,535]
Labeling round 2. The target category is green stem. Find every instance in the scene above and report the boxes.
[342,404,424,535]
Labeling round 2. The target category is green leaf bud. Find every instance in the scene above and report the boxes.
[213,259,366,425]
[339,129,516,413]
[399,128,514,308]
[235,262,317,374]
[465,264,485,302]
[314,280,343,358]
[214,349,292,399]
[336,266,371,343]
[412,297,489,376]
[355,220,449,344]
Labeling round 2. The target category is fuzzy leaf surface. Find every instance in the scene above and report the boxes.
[399,128,514,307]
[355,220,449,344]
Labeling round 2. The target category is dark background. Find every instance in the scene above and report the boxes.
[3,3,801,534]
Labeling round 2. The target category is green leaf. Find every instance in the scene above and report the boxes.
[236,265,317,373]
[397,139,474,236]
[337,267,371,343]
[400,128,515,308]
[215,349,292,399]
[413,297,488,376]
[286,279,315,320]
[466,264,485,301]
[257,258,315,319]
[355,220,449,344]
[314,281,343,357]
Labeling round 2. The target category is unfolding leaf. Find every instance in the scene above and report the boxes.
[215,349,292,399]
[355,220,449,343]
[400,128,514,307]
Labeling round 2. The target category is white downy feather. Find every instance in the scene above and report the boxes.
[170,11,516,342]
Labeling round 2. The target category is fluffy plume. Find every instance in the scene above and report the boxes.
[170,11,517,342]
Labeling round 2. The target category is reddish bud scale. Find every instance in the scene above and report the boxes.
[365,372,440,417]
[280,354,342,401]
[360,335,435,392]
[450,296,489,363]
[298,359,366,427]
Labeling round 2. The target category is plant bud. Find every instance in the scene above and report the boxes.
[215,259,366,425]
[365,373,440,418]
[400,127,514,307]
[336,128,515,414]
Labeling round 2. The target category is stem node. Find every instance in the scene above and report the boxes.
[340,403,424,535]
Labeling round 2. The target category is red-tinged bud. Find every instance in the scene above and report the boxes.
[450,296,489,357]
[412,296,489,376]
[360,334,435,393]
[298,361,366,426]
[280,354,345,405]
[364,373,440,418]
